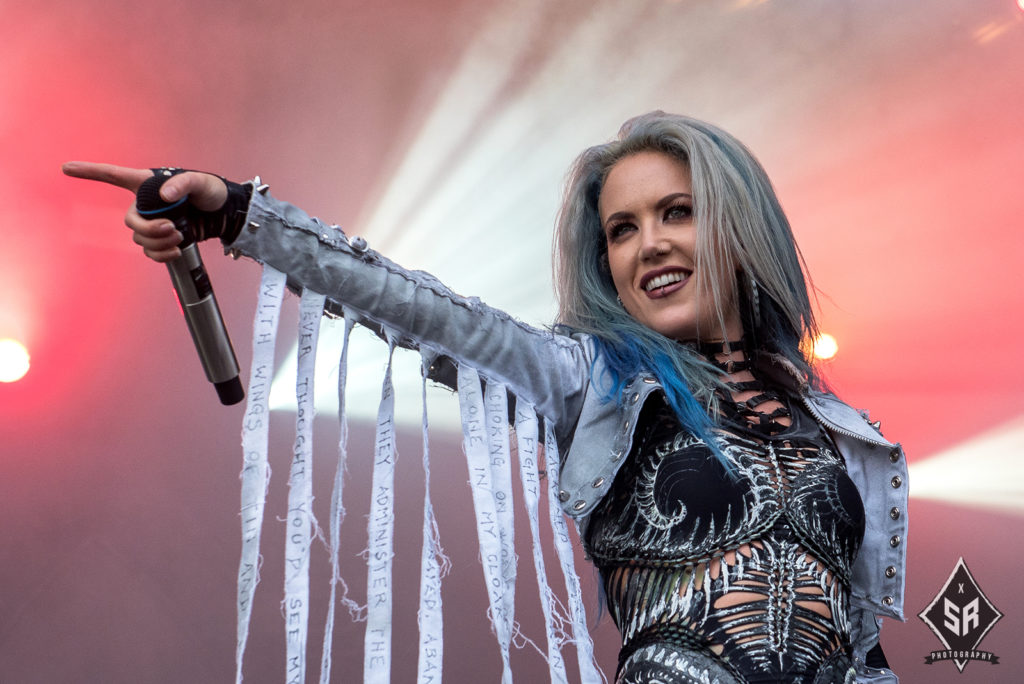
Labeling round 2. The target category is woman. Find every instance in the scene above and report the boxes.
[64,112,907,683]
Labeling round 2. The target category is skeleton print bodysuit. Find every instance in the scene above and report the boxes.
[583,342,866,683]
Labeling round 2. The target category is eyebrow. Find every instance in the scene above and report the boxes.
[602,192,693,230]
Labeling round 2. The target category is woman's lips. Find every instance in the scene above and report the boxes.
[641,269,690,299]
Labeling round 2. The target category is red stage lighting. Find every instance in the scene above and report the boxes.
[812,333,839,361]
[0,338,31,382]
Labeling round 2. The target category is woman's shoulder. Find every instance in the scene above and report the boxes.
[802,389,895,449]
[752,351,893,448]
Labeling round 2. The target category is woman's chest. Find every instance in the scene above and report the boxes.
[583,404,866,582]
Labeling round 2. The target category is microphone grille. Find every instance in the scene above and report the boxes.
[136,175,182,215]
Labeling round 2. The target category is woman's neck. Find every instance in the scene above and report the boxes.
[696,337,794,431]
[695,338,749,379]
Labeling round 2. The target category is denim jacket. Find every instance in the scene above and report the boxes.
[230,189,907,682]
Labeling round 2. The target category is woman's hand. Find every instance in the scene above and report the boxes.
[62,162,228,263]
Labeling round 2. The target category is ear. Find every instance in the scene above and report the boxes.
[599,251,610,273]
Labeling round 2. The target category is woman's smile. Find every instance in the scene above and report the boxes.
[640,267,691,298]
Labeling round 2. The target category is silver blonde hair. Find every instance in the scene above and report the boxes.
[553,111,821,407]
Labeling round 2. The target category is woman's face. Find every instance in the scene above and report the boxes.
[598,150,742,342]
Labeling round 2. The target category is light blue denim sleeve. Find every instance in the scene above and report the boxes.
[228,189,591,439]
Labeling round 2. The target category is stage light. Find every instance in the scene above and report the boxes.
[910,415,1024,516]
[1018,0,1024,13]
[812,333,838,360]
[272,1,664,423]
[0,338,30,382]
[269,0,856,424]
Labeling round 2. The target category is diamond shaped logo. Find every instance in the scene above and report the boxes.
[918,557,1003,672]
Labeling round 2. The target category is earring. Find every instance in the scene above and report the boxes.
[616,295,624,307]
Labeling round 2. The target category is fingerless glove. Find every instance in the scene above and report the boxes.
[150,167,253,245]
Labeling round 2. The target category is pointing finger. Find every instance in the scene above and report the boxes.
[62,162,151,193]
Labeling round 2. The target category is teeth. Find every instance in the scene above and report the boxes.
[644,272,685,291]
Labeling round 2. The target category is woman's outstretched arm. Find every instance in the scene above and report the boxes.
[63,162,593,440]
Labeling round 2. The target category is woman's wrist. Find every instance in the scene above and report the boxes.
[218,178,253,245]
[147,167,253,245]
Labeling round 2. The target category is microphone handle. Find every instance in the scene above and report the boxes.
[166,231,244,405]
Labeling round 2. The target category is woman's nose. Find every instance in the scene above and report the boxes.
[639,225,670,260]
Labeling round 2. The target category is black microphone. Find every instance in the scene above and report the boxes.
[136,174,244,405]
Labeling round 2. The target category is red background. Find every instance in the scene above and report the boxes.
[2,1,1022,681]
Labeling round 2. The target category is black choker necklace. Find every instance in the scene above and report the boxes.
[696,338,750,375]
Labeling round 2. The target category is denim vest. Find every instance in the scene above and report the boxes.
[230,189,907,682]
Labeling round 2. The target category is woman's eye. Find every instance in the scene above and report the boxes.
[665,205,692,221]
[607,222,636,241]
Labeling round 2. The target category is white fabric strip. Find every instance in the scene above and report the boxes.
[484,380,516,658]
[457,366,513,684]
[514,400,569,684]
[364,338,398,684]
[319,315,356,684]
[416,355,446,684]
[283,289,326,684]
[235,266,287,684]
[544,424,603,684]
